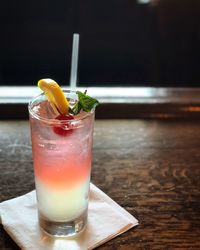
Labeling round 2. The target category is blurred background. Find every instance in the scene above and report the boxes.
[1,0,200,87]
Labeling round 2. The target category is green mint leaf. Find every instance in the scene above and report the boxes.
[69,101,82,115]
[69,91,99,115]
[76,91,99,112]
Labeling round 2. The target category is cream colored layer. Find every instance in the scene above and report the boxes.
[35,177,90,221]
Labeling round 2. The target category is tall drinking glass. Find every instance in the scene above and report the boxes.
[28,90,95,237]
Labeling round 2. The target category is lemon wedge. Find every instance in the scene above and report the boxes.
[38,78,69,115]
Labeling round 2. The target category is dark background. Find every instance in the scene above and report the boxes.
[1,0,200,87]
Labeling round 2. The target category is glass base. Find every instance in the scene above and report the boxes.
[39,209,88,238]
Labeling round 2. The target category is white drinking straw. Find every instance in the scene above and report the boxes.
[69,33,80,89]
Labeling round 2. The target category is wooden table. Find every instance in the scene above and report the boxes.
[0,119,200,250]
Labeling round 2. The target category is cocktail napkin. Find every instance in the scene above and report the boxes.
[0,183,138,250]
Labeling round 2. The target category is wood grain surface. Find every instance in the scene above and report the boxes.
[0,120,200,250]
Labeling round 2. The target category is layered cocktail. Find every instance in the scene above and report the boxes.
[28,79,98,237]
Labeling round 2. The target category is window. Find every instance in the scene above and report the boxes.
[1,0,200,87]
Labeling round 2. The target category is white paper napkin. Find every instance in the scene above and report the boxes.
[0,183,138,250]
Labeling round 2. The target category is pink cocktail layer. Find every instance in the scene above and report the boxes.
[34,152,91,190]
[30,101,94,191]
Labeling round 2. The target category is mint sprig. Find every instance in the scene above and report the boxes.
[69,91,99,115]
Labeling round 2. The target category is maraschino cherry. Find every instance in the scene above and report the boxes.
[53,114,74,136]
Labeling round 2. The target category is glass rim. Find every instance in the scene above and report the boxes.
[28,90,95,125]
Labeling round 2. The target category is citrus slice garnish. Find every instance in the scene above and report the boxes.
[38,78,69,115]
